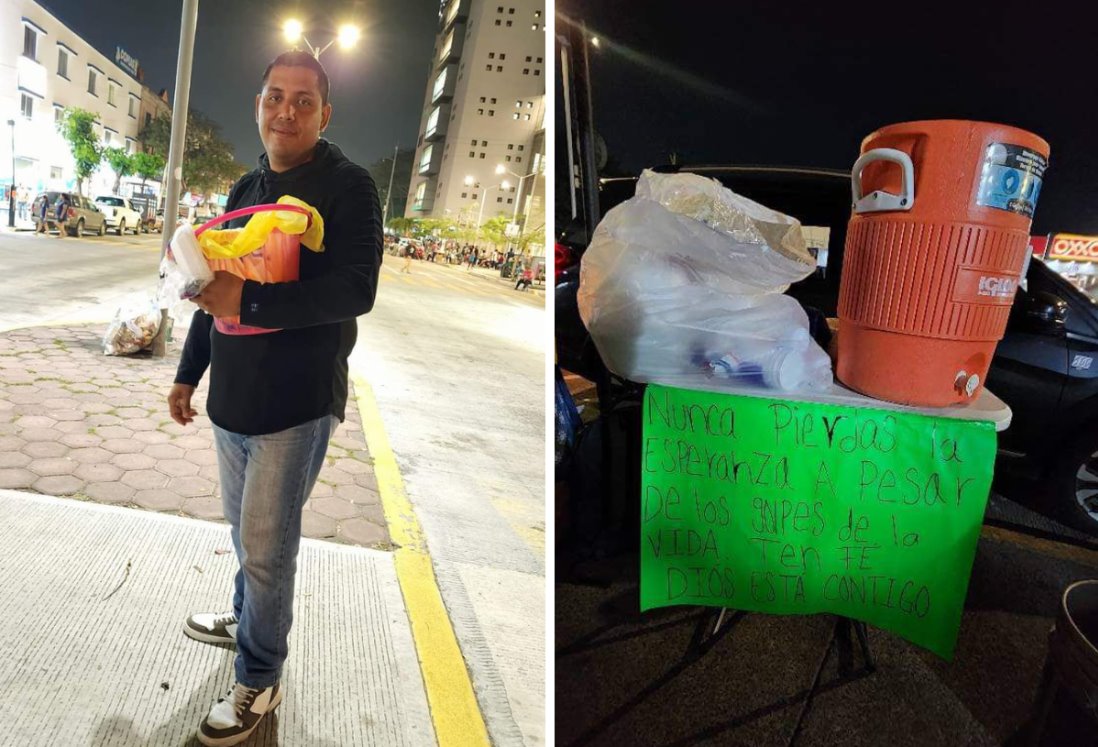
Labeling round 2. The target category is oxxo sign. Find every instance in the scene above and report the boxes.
[1048,233,1098,263]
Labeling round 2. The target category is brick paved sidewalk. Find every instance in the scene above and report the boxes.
[0,324,391,548]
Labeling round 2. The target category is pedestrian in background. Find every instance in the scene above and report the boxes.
[168,50,382,747]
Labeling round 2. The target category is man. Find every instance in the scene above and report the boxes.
[167,51,382,746]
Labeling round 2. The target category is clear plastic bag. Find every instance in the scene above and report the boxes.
[577,170,833,392]
[103,296,162,356]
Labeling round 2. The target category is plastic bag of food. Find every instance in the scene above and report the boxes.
[577,169,833,392]
[103,296,161,356]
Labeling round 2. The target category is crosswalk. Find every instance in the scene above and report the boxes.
[379,260,524,300]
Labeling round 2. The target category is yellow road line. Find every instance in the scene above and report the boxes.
[352,373,490,747]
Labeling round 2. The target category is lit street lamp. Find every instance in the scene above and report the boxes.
[472,175,510,250]
[283,19,361,59]
[494,164,537,251]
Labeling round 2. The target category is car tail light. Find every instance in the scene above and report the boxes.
[555,242,577,282]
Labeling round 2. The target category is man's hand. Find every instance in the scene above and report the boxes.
[168,383,198,426]
[192,271,244,318]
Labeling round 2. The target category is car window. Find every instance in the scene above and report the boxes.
[97,197,123,207]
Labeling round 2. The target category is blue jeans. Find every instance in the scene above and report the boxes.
[212,414,337,688]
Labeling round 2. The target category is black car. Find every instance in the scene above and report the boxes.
[555,165,1098,535]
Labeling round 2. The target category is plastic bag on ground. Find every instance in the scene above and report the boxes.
[577,169,833,392]
[103,296,161,356]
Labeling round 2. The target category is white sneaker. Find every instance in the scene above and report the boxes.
[197,681,282,746]
[183,612,238,645]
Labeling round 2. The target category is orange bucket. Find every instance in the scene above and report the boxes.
[837,120,1049,406]
[194,204,311,336]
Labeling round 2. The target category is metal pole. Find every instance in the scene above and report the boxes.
[382,143,398,225]
[476,186,489,250]
[151,0,199,357]
[7,120,14,228]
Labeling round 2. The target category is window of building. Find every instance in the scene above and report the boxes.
[495,20,501,26]
[497,5,503,11]
[527,101,533,108]
[523,69,529,75]
[432,69,448,101]
[508,7,515,13]
[470,139,477,145]
[481,140,487,145]
[20,94,33,119]
[472,193,478,199]
[469,151,476,157]
[88,68,98,96]
[526,56,532,62]
[536,57,543,63]
[500,54,506,60]
[461,192,468,199]
[516,156,522,163]
[418,144,434,173]
[532,23,539,30]
[535,10,542,17]
[479,97,486,103]
[57,48,69,78]
[512,113,519,120]
[488,110,495,116]
[506,20,512,27]
[485,64,492,71]
[505,155,512,162]
[50,166,63,180]
[107,81,117,106]
[515,100,521,108]
[23,25,38,61]
[477,108,484,115]
[128,96,138,118]
[496,66,502,72]
[479,153,486,159]
[507,198,513,204]
[144,112,152,128]
[518,145,525,151]
[489,52,495,59]
[104,129,114,145]
[507,144,514,150]
[497,197,503,203]
[523,113,531,120]
[415,182,426,203]
[535,68,541,76]
[54,105,64,124]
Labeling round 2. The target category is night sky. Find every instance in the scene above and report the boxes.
[40,0,440,171]
[561,0,1098,235]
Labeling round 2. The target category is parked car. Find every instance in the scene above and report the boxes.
[31,192,107,237]
[94,195,142,235]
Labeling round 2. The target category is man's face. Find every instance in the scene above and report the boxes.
[255,65,332,170]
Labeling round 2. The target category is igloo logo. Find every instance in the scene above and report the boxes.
[977,275,1017,298]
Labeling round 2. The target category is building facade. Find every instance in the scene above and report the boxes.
[405,0,546,244]
[1,0,150,202]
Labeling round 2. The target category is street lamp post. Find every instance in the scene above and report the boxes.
[283,19,360,59]
[474,178,510,251]
[494,164,537,252]
[7,119,15,229]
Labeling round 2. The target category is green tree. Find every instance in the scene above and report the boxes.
[56,108,102,196]
[138,110,241,197]
[479,215,511,248]
[103,147,135,194]
[386,216,415,236]
[130,152,166,212]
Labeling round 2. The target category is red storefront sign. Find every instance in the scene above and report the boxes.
[1047,233,1098,263]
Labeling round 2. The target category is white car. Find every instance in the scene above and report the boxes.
[95,195,143,235]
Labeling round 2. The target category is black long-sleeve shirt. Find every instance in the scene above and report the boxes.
[174,139,382,435]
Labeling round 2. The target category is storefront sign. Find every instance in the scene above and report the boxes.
[640,385,996,660]
[1047,233,1098,263]
[115,47,139,78]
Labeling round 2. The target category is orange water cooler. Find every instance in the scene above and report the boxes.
[836,120,1050,406]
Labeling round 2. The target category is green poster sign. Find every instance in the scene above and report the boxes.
[640,384,997,660]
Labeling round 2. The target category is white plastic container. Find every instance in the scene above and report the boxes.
[167,223,214,299]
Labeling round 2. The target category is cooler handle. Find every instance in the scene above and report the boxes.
[851,148,915,214]
[193,203,311,237]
